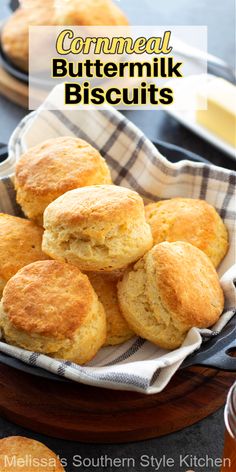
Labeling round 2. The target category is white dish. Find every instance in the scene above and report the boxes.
[165,74,236,161]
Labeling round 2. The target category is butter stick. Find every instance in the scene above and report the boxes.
[196,78,236,148]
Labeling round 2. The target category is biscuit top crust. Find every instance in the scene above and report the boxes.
[2,260,96,339]
[149,241,224,327]
[0,436,64,471]
[145,197,227,250]
[15,137,111,195]
[55,0,129,26]
[44,185,145,226]
[0,213,48,281]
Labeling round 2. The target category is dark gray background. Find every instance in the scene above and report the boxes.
[0,1,235,471]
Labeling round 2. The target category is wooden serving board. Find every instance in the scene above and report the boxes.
[0,62,56,109]
[0,63,28,108]
[0,363,234,443]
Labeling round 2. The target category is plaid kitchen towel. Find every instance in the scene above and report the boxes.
[0,97,235,393]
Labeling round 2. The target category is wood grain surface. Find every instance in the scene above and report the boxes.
[0,363,234,443]
[0,64,28,108]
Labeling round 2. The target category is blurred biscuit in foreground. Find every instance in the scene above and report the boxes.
[118,241,224,350]
[0,260,106,365]
[145,197,228,267]
[15,137,112,225]
[43,185,153,271]
[0,213,48,296]
[0,435,64,471]
[88,272,134,345]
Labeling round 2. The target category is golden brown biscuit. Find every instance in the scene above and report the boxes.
[42,185,153,271]
[118,241,224,350]
[0,436,64,471]
[55,0,129,26]
[2,0,128,72]
[15,137,112,225]
[0,260,106,364]
[88,272,134,345]
[145,197,228,267]
[21,0,55,7]
[1,5,57,72]
[0,213,48,296]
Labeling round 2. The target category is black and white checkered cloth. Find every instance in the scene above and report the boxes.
[0,103,235,394]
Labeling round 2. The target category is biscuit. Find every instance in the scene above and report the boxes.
[42,185,153,271]
[118,241,224,350]
[145,197,228,267]
[2,0,128,73]
[0,213,48,296]
[55,0,129,26]
[1,5,57,72]
[0,260,106,364]
[15,136,112,225]
[88,272,134,345]
[0,436,64,471]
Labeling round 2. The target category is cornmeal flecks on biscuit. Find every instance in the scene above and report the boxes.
[0,260,106,364]
[43,185,153,271]
[15,136,112,225]
[0,213,48,296]
[88,272,134,345]
[145,198,228,267]
[0,436,65,471]
[118,241,224,350]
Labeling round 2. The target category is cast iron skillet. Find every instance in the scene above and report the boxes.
[0,32,54,88]
[0,40,29,84]
[0,141,235,382]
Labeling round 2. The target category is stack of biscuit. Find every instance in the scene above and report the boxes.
[0,135,228,365]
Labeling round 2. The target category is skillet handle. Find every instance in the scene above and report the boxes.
[191,339,236,371]
[182,315,236,372]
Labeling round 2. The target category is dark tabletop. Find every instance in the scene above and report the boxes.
[0,1,235,471]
